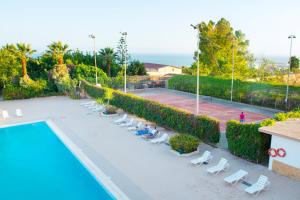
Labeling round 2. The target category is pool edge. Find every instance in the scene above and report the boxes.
[46,120,131,200]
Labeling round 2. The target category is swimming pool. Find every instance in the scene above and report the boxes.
[0,121,122,200]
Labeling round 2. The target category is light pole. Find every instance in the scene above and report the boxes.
[286,35,296,111]
[230,44,235,102]
[89,34,98,86]
[191,24,200,115]
[120,32,128,93]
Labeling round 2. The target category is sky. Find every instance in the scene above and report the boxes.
[1,0,300,58]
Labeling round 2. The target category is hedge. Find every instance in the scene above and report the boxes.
[168,75,300,110]
[81,80,220,144]
[226,108,300,163]
[226,119,274,163]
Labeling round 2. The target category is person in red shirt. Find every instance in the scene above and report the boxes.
[240,112,245,123]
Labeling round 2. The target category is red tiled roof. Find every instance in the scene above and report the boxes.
[144,63,169,70]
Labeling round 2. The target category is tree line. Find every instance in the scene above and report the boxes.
[185,18,300,84]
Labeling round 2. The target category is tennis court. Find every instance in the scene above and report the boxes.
[133,88,277,132]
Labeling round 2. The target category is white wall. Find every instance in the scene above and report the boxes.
[158,66,182,75]
[269,135,300,170]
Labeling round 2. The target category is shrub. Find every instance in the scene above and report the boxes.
[226,119,273,163]
[168,75,300,110]
[81,79,220,144]
[274,108,300,121]
[169,134,201,154]
[3,78,49,100]
[51,64,71,93]
[104,105,118,114]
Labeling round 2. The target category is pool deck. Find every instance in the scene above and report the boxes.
[0,96,299,200]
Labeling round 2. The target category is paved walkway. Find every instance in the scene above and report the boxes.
[0,97,299,200]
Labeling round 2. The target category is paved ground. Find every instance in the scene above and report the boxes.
[0,96,299,200]
[132,88,279,132]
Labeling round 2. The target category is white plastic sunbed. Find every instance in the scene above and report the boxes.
[119,118,135,127]
[224,169,248,185]
[150,133,169,144]
[16,109,23,117]
[128,122,143,131]
[92,105,105,112]
[80,101,95,106]
[206,158,229,174]
[190,151,212,165]
[114,114,127,124]
[83,101,96,107]
[245,175,270,196]
[2,110,9,119]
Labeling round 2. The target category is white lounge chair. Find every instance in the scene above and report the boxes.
[83,101,96,107]
[128,122,143,131]
[207,158,229,174]
[190,151,212,165]
[114,114,127,124]
[245,175,270,196]
[80,101,95,106]
[91,105,105,112]
[224,169,248,185]
[2,110,9,119]
[150,133,169,144]
[16,109,23,117]
[119,118,135,127]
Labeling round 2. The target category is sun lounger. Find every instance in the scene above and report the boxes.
[2,110,9,119]
[83,102,96,107]
[135,126,152,135]
[16,109,23,117]
[142,129,159,139]
[224,169,248,185]
[114,114,127,124]
[128,122,143,131]
[190,151,212,165]
[92,105,105,112]
[245,175,270,196]
[150,133,169,144]
[207,158,229,174]
[119,118,135,127]
[80,101,95,106]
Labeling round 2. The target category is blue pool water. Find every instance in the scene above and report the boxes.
[0,121,116,200]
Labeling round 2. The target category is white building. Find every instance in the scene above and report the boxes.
[144,63,182,76]
[259,119,300,180]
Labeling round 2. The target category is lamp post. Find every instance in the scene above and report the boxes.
[191,24,200,115]
[230,44,235,102]
[89,34,98,86]
[286,35,296,111]
[120,32,128,93]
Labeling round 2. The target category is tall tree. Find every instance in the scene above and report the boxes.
[290,56,299,71]
[46,41,69,65]
[16,43,36,77]
[99,48,117,76]
[116,34,129,66]
[195,18,252,79]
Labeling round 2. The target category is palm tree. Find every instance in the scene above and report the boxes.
[99,48,117,76]
[16,43,36,77]
[46,41,69,65]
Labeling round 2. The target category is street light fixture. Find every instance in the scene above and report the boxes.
[191,24,200,115]
[89,34,98,86]
[286,35,296,111]
[120,32,128,93]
